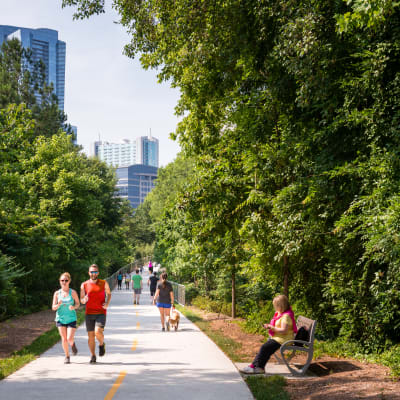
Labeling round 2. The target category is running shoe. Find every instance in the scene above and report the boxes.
[240,365,264,374]
[71,342,78,355]
[99,343,106,357]
[64,356,70,364]
[90,355,96,364]
[162,327,165,331]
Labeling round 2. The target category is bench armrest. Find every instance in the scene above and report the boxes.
[281,339,312,348]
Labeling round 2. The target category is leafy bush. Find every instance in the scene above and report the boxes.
[191,295,232,316]
[0,253,27,320]
[242,301,275,336]
[184,283,200,304]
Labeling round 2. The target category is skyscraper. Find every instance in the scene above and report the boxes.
[0,25,66,111]
[92,135,159,208]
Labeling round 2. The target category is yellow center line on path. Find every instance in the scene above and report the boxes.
[136,311,139,316]
[104,371,127,400]
[136,321,140,330]
[131,338,138,351]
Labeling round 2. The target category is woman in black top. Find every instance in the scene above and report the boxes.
[153,272,174,331]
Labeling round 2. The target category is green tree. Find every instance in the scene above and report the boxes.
[62,0,400,347]
[0,39,71,139]
[0,104,130,316]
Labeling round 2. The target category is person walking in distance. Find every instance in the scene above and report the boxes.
[124,272,130,290]
[52,272,80,364]
[132,269,143,305]
[148,260,153,274]
[153,272,174,331]
[116,271,123,290]
[147,271,158,304]
[80,264,111,364]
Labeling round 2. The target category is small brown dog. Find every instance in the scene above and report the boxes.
[167,305,180,331]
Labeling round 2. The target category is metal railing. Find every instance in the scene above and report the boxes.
[105,264,132,291]
[170,280,186,306]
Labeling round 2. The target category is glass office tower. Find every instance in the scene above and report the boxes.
[136,135,159,168]
[0,25,66,111]
[116,164,158,209]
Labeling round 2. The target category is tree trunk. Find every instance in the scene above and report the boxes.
[231,270,236,318]
[283,255,289,298]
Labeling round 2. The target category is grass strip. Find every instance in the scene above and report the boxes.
[245,375,290,400]
[176,304,291,400]
[0,308,85,380]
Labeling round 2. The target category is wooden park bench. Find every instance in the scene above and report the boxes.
[273,315,317,376]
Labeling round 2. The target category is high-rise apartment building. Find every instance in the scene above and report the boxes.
[92,139,137,167]
[93,135,159,168]
[136,135,159,168]
[0,25,66,111]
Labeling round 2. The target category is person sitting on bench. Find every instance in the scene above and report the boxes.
[241,294,297,374]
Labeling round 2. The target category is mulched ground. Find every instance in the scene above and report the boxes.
[0,310,55,358]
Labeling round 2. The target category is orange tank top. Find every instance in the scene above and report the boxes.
[83,279,106,315]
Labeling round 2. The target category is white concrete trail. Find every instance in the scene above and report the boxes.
[0,270,253,400]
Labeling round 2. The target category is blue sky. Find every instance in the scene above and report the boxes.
[0,0,181,167]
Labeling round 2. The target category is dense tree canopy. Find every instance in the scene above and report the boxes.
[0,104,131,318]
[63,0,400,349]
[0,35,139,319]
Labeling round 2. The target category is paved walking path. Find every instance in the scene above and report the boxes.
[0,270,253,400]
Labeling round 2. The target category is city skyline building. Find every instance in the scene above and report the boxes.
[92,134,159,168]
[92,139,137,167]
[136,134,159,168]
[0,25,66,111]
[116,164,158,209]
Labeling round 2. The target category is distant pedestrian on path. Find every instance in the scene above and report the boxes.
[240,294,297,374]
[153,272,174,331]
[132,269,143,305]
[147,271,158,304]
[80,264,111,364]
[124,272,130,290]
[117,272,123,290]
[148,260,153,274]
[52,272,80,364]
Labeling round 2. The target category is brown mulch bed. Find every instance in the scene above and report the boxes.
[187,306,400,400]
[0,310,55,358]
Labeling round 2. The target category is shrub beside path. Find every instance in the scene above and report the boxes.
[0,273,253,400]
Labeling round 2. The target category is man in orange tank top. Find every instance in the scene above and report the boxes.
[80,264,111,364]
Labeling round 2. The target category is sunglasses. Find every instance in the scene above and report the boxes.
[89,271,99,274]
[60,279,69,282]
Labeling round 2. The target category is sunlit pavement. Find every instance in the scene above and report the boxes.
[0,270,253,400]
